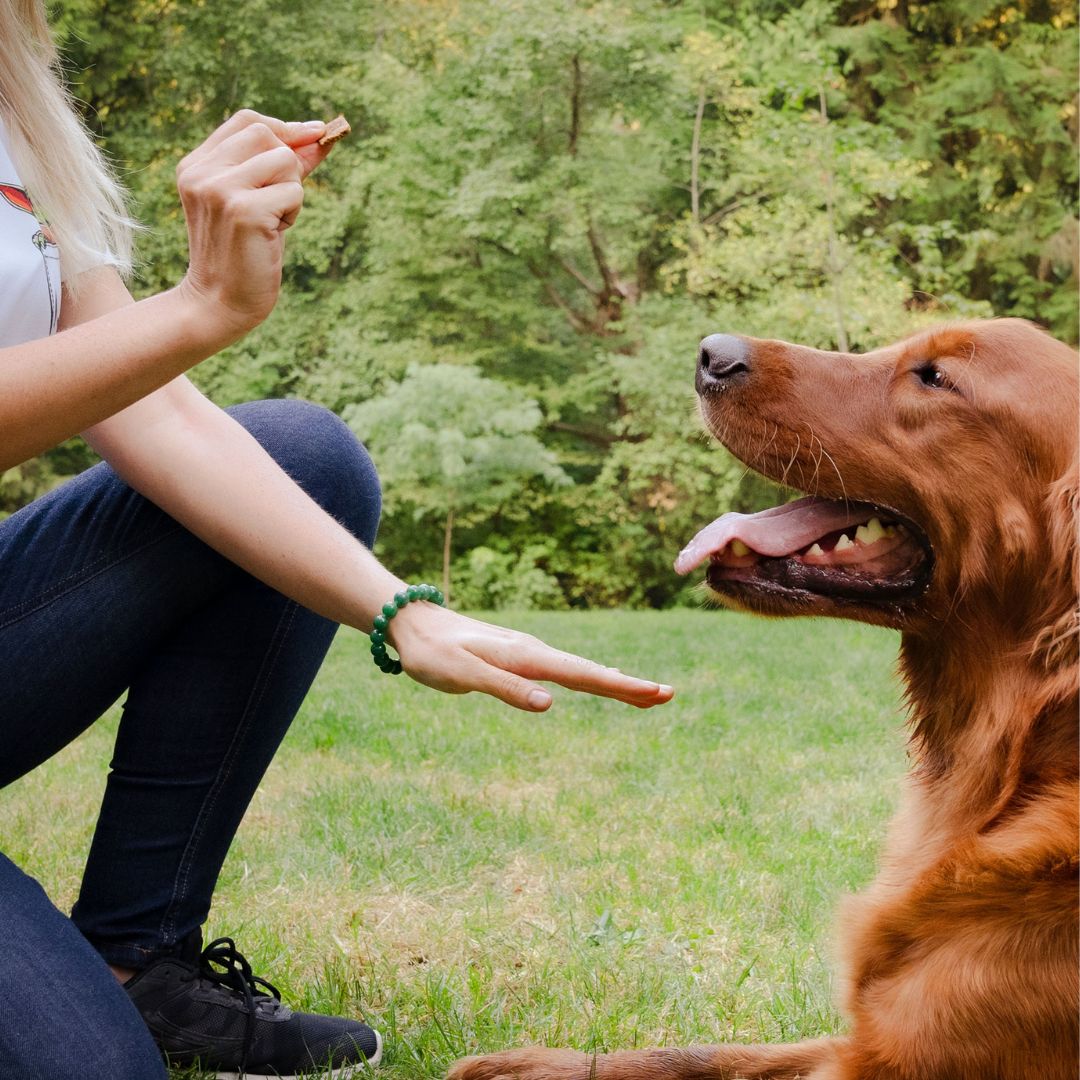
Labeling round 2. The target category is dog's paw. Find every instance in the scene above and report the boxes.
[447,1048,594,1080]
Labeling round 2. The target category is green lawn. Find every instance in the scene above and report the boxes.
[2,610,909,1078]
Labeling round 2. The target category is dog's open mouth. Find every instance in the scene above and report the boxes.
[674,496,932,605]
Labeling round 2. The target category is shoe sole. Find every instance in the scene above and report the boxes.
[214,1030,383,1078]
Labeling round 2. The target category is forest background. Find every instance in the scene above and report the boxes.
[7,0,1077,608]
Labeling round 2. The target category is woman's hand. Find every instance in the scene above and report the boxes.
[175,109,333,343]
[388,604,674,711]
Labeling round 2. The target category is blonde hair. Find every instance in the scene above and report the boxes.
[0,0,134,283]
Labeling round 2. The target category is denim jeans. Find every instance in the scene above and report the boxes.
[0,399,381,1079]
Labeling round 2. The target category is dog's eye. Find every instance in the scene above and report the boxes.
[916,364,949,389]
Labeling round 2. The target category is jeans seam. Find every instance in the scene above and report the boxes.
[0,525,183,632]
[158,597,299,946]
[83,939,158,966]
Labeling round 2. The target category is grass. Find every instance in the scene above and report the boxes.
[1,609,910,1078]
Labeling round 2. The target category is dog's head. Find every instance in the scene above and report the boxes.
[676,319,1079,650]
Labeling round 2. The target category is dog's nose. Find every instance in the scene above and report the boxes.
[697,334,750,391]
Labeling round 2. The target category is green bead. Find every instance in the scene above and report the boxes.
[433,591,445,605]
[378,656,395,672]
[381,601,397,618]
[370,630,386,645]
[373,614,388,633]
[393,591,408,608]
[406,585,421,602]
[389,660,403,675]
[370,641,387,656]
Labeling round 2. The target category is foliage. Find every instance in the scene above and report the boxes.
[0,437,96,519]
[12,0,1076,605]
[344,364,568,600]
[452,545,569,611]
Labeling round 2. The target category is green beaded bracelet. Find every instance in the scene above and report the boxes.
[369,582,445,675]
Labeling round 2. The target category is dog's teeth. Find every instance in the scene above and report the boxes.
[806,543,824,557]
[855,517,887,546]
[731,539,750,557]
[835,533,854,551]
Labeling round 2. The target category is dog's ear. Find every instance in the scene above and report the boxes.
[1034,452,1079,669]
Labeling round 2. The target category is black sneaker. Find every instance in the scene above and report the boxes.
[123,932,382,1078]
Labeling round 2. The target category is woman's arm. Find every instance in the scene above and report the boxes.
[69,271,403,633]
[20,106,671,712]
[0,284,219,470]
[0,110,329,471]
[76,276,672,713]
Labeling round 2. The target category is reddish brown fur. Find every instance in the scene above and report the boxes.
[449,319,1080,1080]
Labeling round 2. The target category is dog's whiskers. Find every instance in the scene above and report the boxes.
[780,431,802,488]
[815,438,848,505]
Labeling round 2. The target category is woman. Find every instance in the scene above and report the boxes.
[0,3,674,1078]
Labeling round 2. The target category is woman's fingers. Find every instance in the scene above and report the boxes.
[409,649,553,713]
[190,109,325,160]
[470,635,673,706]
[230,144,304,189]
[246,182,306,230]
[391,607,673,712]
[293,139,334,180]
[466,658,554,713]
[199,123,292,169]
[184,114,331,183]
[191,109,276,155]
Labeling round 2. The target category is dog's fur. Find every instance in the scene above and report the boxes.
[449,319,1080,1080]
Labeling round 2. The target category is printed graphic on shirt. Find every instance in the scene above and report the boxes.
[0,182,59,334]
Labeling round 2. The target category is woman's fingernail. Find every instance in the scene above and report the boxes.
[658,684,673,695]
[528,689,552,709]
[303,120,326,130]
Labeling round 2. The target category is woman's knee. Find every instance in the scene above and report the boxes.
[225,399,382,549]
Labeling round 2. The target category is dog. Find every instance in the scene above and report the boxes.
[449,319,1079,1080]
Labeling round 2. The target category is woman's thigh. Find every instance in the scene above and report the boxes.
[0,852,166,1079]
[0,453,239,785]
[0,398,381,788]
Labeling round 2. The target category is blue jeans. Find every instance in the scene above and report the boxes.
[0,399,381,1079]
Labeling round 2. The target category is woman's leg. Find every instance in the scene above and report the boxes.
[70,400,382,964]
[0,853,167,1080]
[0,400,378,998]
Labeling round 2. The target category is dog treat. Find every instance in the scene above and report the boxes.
[319,115,351,146]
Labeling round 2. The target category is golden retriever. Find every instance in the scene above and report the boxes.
[449,318,1079,1080]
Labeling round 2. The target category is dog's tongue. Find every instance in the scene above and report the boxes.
[674,496,878,575]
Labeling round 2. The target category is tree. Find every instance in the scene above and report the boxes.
[344,365,569,603]
[836,0,1079,337]
[666,8,986,351]
[13,0,1073,606]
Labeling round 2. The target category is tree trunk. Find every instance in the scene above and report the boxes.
[569,53,582,156]
[818,86,849,352]
[442,505,454,605]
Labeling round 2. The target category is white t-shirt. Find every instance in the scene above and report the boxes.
[0,121,61,346]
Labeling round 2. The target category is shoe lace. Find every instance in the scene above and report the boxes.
[197,936,282,1072]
